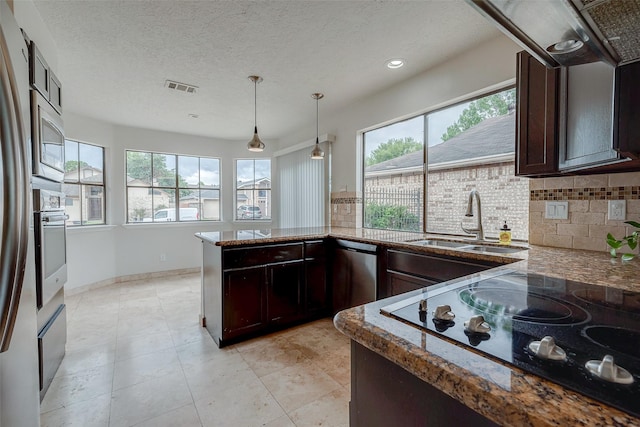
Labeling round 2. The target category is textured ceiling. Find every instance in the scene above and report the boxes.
[32,0,501,143]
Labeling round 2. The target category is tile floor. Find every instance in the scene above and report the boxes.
[40,273,351,427]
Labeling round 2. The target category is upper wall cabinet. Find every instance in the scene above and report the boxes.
[516,51,559,176]
[516,52,640,177]
[614,60,640,160]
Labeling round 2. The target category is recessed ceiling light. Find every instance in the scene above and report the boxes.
[386,59,405,69]
[188,113,199,119]
[547,39,583,54]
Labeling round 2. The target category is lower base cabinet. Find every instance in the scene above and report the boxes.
[222,267,267,340]
[206,240,328,346]
[350,341,498,427]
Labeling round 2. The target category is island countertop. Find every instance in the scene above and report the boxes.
[196,227,640,425]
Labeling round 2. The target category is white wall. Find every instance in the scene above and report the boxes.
[64,35,522,291]
[278,35,522,194]
[64,112,279,290]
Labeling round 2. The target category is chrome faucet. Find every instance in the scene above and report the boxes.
[461,189,484,240]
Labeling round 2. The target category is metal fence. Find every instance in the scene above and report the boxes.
[364,187,423,231]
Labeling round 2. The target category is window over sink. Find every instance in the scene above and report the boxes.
[363,86,530,241]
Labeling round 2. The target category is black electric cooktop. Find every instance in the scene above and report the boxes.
[381,269,640,418]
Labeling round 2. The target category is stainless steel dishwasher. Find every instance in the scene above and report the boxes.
[332,239,377,313]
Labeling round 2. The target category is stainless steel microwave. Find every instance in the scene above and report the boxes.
[31,89,64,182]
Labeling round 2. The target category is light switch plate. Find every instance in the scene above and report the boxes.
[608,200,626,221]
[545,201,569,219]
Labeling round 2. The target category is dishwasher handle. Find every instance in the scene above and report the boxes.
[335,239,377,254]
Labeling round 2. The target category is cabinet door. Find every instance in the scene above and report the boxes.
[559,61,620,171]
[267,261,304,325]
[305,258,329,317]
[516,51,559,176]
[615,60,640,159]
[388,271,437,297]
[223,267,267,340]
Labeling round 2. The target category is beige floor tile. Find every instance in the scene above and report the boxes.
[115,330,174,361]
[132,403,202,427]
[183,352,260,401]
[109,371,192,427]
[116,314,171,340]
[260,360,342,413]
[55,342,116,377]
[175,337,234,368]
[262,415,296,427]
[288,388,350,427]
[40,392,111,427]
[40,364,114,413]
[194,381,285,427]
[240,343,309,378]
[66,325,118,352]
[169,322,212,347]
[112,347,182,390]
[311,344,351,386]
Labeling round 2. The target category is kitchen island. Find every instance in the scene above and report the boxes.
[197,227,640,426]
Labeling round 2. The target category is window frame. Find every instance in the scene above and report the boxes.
[362,84,518,235]
[63,138,106,227]
[234,158,272,222]
[125,149,221,223]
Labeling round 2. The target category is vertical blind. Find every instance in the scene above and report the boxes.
[278,142,328,228]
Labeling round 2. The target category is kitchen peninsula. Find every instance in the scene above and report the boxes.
[197,227,640,426]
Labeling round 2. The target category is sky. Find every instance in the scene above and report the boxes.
[364,101,470,156]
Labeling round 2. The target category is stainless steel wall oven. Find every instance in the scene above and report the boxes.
[33,188,67,310]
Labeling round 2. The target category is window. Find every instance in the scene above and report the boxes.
[363,87,529,241]
[236,159,271,220]
[126,150,220,223]
[63,140,105,226]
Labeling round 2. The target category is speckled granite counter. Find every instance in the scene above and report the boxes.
[196,227,640,426]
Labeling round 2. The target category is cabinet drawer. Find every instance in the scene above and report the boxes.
[387,249,496,282]
[223,243,303,269]
[304,240,326,259]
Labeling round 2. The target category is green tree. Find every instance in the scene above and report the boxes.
[126,151,192,199]
[64,160,89,172]
[364,202,420,231]
[441,89,516,141]
[366,137,423,166]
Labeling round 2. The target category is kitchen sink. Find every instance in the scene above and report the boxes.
[465,245,528,254]
[408,240,472,248]
[406,239,528,254]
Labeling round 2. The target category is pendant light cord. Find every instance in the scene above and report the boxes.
[316,96,319,143]
[254,79,258,133]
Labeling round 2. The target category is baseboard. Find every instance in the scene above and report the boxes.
[65,267,200,296]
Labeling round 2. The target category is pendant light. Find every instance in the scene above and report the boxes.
[247,75,265,152]
[310,93,325,160]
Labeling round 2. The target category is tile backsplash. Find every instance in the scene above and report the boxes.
[330,191,362,228]
[529,171,640,253]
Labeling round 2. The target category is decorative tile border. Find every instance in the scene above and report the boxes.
[530,186,640,201]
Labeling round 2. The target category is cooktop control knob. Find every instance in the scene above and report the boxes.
[432,305,455,321]
[418,299,427,313]
[528,336,567,362]
[585,355,634,385]
[464,315,491,334]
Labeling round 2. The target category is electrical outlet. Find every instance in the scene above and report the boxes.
[608,200,626,221]
[333,204,337,213]
[545,201,569,219]
[159,253,167,262]
[346,204,351,214]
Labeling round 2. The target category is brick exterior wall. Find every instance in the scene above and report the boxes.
[356,160,530,241]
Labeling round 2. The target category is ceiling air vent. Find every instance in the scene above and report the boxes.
[165,80,198,94]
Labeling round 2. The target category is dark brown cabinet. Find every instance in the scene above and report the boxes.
[305,240,330,318]
[267,261,304,325]
[516,51,559,176]
[380,249,501,298]
[222,267,267,340]
[204,240,329,346]
[614,60,640,159]
[516,50,640,176]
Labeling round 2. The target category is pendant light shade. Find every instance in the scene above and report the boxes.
[247,76,265,152]
[310,93,325,160]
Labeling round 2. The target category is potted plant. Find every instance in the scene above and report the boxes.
[606,220,640,261]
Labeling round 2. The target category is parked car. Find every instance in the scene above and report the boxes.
[143,208,199,222]
[237,205,262,219]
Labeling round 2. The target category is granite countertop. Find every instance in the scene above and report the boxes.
[196,227,640,426]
